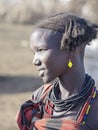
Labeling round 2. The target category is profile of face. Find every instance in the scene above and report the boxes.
[30,28,70,83]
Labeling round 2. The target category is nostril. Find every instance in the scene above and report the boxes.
[33,59,41,66]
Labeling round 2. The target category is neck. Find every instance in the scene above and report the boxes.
[58,65,85,99]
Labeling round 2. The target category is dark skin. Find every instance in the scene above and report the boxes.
[30,28,98,130]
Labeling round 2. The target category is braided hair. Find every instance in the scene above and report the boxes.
[35,12,98,51]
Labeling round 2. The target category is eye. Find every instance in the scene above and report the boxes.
[38,49,46,52]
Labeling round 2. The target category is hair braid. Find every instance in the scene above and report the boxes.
[35,12,98,51]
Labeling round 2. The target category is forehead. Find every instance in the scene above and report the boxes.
[30,28,63,49]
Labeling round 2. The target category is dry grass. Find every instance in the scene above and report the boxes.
[0,0,68,24]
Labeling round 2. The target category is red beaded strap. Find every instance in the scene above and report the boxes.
[77,87,96,124]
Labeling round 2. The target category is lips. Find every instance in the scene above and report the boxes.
[38,68,45,71]
[38,68,45,77]
[39,70,45,77]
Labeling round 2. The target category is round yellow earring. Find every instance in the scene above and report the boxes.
[68,59,73,68]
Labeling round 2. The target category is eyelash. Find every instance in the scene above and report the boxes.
[37,49,46,52]
[32,49,47,54]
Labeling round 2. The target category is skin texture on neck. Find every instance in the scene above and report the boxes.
[58,64,85,99]
[58,48,86,99]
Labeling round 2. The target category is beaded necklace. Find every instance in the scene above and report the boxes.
[43,74,96,120]
[77,86,96,124]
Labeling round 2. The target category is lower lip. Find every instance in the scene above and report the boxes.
[39,70,45,77]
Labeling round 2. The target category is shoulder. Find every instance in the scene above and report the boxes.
[86,89,98,130]
[32,83,53,101]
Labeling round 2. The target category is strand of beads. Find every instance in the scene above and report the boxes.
[77,87,96,124]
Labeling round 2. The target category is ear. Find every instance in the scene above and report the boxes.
[67,47,81,60]
[67,49,75,58]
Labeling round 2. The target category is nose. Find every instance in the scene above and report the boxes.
[33,54,41,66]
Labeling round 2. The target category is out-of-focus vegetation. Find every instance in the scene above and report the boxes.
[0,0,98,24]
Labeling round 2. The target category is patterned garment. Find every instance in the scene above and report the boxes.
[16,83,93,130]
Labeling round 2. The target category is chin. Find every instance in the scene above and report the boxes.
[42,78,51,84]
[42,76,55,84]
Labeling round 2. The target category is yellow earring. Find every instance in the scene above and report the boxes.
[68,59,73,68]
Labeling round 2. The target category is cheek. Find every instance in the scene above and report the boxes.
[41,50,54,65]
[42,55,53,69]
[42,51,68,73]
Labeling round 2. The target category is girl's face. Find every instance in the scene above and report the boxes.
[30,28,69,83]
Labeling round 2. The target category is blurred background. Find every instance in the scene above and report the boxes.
[0,0,98,130]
